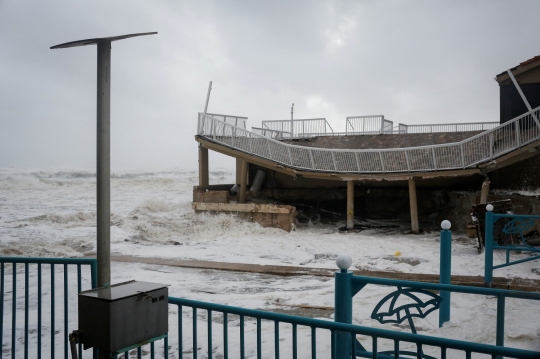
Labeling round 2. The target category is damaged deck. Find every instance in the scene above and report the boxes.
[193,190,296,232]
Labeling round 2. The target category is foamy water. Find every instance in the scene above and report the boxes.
[1,168,539,354]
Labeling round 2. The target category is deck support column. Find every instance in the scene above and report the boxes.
[347,181,354,229]
[236,158,242,184]
[198,144,209,187]
[408,178,419,234]
[239,160,248,203]
[480,178,491,204]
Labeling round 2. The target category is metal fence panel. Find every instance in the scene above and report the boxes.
[311,149,335,171]
[197,107,540,174]
[0,257,97,359]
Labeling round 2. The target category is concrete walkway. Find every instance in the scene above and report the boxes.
[101,254,540,292]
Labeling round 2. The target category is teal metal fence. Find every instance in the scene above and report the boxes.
[484,205,540,286]
[0,257,97,359]
[167,296,540,359]
[2,256,540,359]
[334,272,540,357]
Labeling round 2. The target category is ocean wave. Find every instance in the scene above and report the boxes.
[46,211,96,225]
[0,238,93,258]
[120,205,284,245]
[0,168,231,190]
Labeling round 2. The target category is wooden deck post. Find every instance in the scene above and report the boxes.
[347,181,354,229]
[408,178,419,234]
[480,178,491,204]
[236,158,242,184]
[239,160,248,203]
[199,144,209,187]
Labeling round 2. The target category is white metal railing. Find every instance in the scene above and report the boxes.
[346,115,393,134]
[398,122,500,134]
[206,113,247,129]
[345,116,499,135]
[260,118,334,138]
[197,107,540,174]
[251,127,290,139]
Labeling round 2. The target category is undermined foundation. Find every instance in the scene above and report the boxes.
[193,156,540,233]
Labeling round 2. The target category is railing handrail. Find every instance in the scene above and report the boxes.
[168,296,539,358]
[203,112,537,154]
[197,106,540,173]
[350,274,540,300]
[404,121,499,128]
[252,126,290,134]
[1,256,98,359]
[261,118,334,137]
[206,112,248,120]
[262,118,327,123]
[0,257,97,265]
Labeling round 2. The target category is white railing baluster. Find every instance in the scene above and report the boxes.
[287,147,293,166]
[331,152,337,171]
[515,121,521,147]
[489,133,494,158]
[355,152,362,172]
[267,139,273,160]
[405,150,411,172]
[198,106,540,174]
[309,149,315,169]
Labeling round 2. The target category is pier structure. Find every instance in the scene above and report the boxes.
[194,57,540,232]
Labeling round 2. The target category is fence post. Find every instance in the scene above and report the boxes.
[439,220,452,327]
[335,255,353,359]
[485,204,494,287]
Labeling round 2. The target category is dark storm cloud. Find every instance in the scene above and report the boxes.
[1,1,540,170]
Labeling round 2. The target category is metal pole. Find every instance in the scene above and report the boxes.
[439,221,452,327]
[496,295,505,347]
[290,103,294,138]
[506,69,540,127]
[335,268,353,359]
[96,41,111,289]
[204,81,212,114]
[485,206,495,287]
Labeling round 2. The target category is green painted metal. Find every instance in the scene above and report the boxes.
[168,296,540,359]
[3,256,540,358]
[484,211,540,286]
[0,257,97,359]
[338,274,540,356]
[111,334,167,356]
[439,228,452,327]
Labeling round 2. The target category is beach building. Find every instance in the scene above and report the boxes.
[193,58,540,233]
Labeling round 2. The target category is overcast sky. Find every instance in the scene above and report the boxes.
[2,1,540,171]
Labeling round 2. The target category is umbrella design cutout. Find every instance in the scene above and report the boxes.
[371,287,442,334]
[369,287,442,359]
[502,218,536,245]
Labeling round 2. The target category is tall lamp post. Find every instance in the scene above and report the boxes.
[51,32,157,290]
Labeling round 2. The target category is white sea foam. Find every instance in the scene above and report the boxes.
[1,167,539,354]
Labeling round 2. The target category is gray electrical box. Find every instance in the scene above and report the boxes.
[78,280,169,353]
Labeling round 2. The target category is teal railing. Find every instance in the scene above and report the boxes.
[2,256,540,358]
[167,296,539,359]
[334,273,540,358]
[484,205,540,286]
[0,257,97,359]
